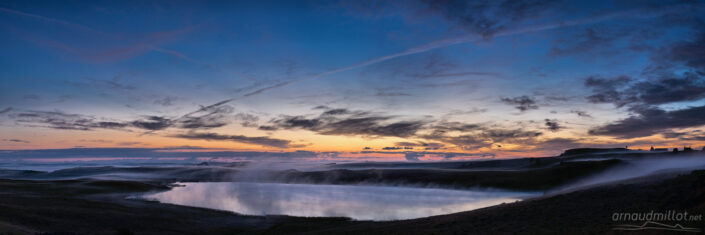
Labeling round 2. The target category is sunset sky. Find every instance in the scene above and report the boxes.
[1,0,705,161]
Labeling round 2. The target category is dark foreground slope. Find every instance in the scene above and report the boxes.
[267,170,705,234]
[0,170,703,234]
[0,179,347,234]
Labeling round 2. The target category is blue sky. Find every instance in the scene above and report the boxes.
[1,0,704,160]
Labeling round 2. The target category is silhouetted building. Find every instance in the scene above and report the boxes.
[650,146,668,151]
[673,148,679,153]
[684,146,694,152]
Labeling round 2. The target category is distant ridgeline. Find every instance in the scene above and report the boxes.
[560,147,705,157]
[559,148,630,157]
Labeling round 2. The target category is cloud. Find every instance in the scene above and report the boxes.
[157,105,244,130]
[500,96,539,112]
[570,110,592,118]
[133,105,239,131]
[131,116,173,131]
[359,52,502,93]
[581,26,705,139]
[414,71,502,79]
[421,134,486,150]
[321,108,351,116]
[404,152,421,161]
[430,121,481,133]
[375,91,411,97]
[393,142,417,146]
[584,30,705,108]
[258,125,278,131]
[2,139,29,143]
[544,119,562,132]
[582,72,705,139]
[0,148,320,160]
[421,0,562,37]
[65,76,137,92]
[234,113,260,127]
[383,146,406,150]
[178,105,235,129]
[543,95,571,102]
[101,77,136,90]
[662,130,705,141]
[8,106,545,152]
[153,96,179,106]
[441,108,488,118]
[394,141,444,150]
[263,107,544,151]
[13,110,128,131]
[117,141,142,146]
[548,24,652,56]
[9,106,238,132]
[584,73,705,107]
[79,139,113,143]
[178,116,227,129]
[630,73,705,105]
[664,32,705,71]
[589,105,705,138]
[422,124,543,150]
[267,108,427,138]
[584,76,633,106]
[171,132,296,148]
[0,107,11,114]
[368,52,466,81]
[681,134,705,141]
[478,129,543,142]
[527,137,588,152]
[360,150,495,160]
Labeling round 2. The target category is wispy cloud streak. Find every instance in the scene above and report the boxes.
[0,7,255,81]
[185,4,689,118]
[0,7,104,35]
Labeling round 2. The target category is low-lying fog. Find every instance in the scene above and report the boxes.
[556,154,705,192]
[141,182,537,221]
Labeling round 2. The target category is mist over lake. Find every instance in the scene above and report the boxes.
[143,182,537,220]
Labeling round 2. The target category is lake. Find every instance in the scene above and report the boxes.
[142,182,537,220]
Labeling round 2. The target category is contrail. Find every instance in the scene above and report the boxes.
[149,46,258,82]
[0,7,257,82]
[0,7,103,35]
[188,4,687,114]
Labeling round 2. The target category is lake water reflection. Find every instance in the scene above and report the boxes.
[143,182,537,221]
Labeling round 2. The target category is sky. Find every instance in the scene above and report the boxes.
[1,0,705,161]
